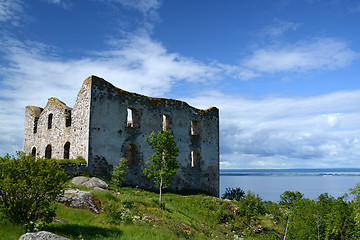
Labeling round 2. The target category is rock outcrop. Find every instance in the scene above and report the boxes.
[58,191,102,214]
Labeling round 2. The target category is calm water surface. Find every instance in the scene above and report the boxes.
[220,170,360,202]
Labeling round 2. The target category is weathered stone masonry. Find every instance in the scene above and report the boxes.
[24,76,219,196]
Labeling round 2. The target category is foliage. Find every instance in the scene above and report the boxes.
[144,130,179,203]
[112,157,128,197]
[286,192,357,240]
[222,187,245,201]
[239,191,265,226]
[53,156,86,165]
[121,198,135,209]
[279,190,304,207]
[0,152,67,225]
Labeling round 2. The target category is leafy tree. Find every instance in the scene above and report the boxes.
[350,183,360,236]
[287,198,318,240]
[222,187,245,201]
[0,152,67,225]
[279,190,304,207]
[144,130,179,204]
[112,157,128,198]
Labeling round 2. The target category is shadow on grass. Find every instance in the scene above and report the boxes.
[47,223,122,239]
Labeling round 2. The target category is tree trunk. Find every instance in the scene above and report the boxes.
[159,177,163,204]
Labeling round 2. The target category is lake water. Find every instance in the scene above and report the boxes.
[220,169,360,202]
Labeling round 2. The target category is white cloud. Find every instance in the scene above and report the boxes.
[0,0,24,25]
[0,33,229,156]
[185,90,360,168]
[243,38,357,74]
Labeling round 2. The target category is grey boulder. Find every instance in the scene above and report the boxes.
[82,177,109,189]
[19,231,70,240]
[71,176,90,186]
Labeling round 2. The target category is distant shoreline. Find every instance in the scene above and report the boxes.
[220,173,360,176]
[220,168,360,176]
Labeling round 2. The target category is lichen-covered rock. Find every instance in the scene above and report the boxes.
[71,176,90,186]
[19,231,70,240]
[58,191,101,214]
[82,177,109,189]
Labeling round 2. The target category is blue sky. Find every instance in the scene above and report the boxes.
[1,0,360,169]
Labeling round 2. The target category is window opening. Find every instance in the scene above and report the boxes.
[31,147,36,157]
[33,117,39,134]
[45,144,52,159]
[162,114,171,131]
[191,120,199,135]
[127,108,139,128]
[125,144,137,166]
[65,110,71,127]
[64,142,70,159]
[48,113,53,129]
[191,149,200,167]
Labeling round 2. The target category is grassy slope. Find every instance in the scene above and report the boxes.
[0,182,284,240]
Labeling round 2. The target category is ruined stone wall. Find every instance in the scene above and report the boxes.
[23,98,72,159]
[24,75,219,196]
[86,76,219,196]
[23,80,91,162]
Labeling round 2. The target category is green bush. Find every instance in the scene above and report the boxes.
[222,187,245,201]
[0,152,67,225]
[121,198,135,209]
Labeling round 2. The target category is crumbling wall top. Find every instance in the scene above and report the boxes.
[86,75,218,116]
[25,106,43,117]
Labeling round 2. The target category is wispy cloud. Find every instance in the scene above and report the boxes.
[261,19,301,39]
[108,0,161,31]
[243,38,358,75]
[0,0,24,25]
[43,0,71,9]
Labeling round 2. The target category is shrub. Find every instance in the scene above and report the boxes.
[104,203,133,224]
[239,191,264,226]
[0,152,67,225]
[121,198,135,209]
[222,187,245,201]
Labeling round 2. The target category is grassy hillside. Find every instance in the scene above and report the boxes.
[0,181,285,240]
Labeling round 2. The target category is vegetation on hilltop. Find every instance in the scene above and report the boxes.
[1,152,360,239]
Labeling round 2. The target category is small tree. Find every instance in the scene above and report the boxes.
[222,187,245,201]
[144,130,179,204]
[112,157,128,197]
[0,152,67,225]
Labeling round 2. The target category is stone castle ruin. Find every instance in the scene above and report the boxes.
[24,76,219,196]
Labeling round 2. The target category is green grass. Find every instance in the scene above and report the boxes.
[0,224,25,240]
[53,156,86,165]
[0,182,283,239]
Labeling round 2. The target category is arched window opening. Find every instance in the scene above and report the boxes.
[64,142,70,159]
[162,114,171,131]
[45,144,52,159]
[31,147,36,157]
[48,113,53,129]
[125,144,137,166]
[191,149,200,167]
[191,120,199,135]
[65,110,71,127]
[127,108,139,128]
[33,117,39,134]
